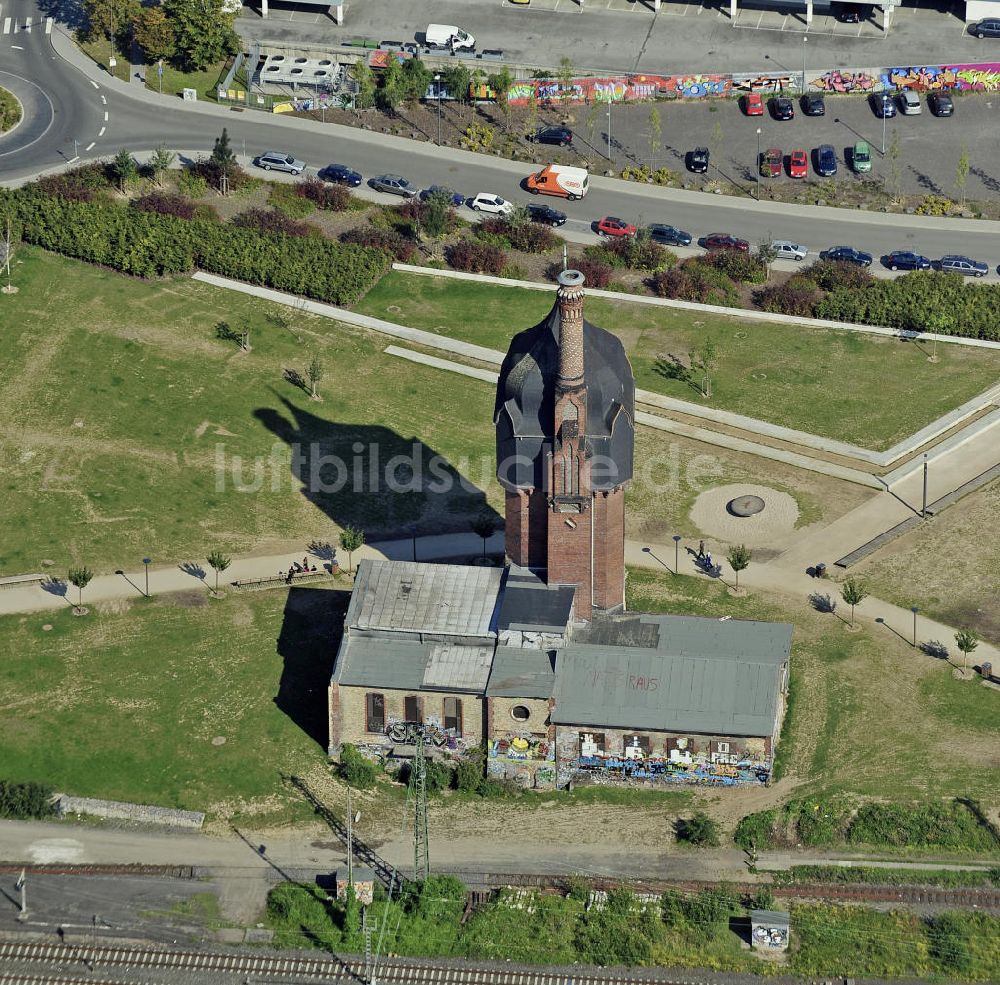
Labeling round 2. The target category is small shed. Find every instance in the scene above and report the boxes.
[750,909,790,951]
[335,865,375,906]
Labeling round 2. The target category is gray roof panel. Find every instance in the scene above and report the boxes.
[485,646,556,699]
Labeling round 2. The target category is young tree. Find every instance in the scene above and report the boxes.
[487,67,514,131]
[756,241,778,280]
[376,58,403,112]
[163,0,240,72]
[306,354,324,399]
[339,525,365,574]
[148,145,176,187]
[954,628,979,675]
[584,103,598,154]
[67,566,93,611]
[133,5,175,62]
[400,57,432,105]
[206,550,231,592]
[885,128,902,199]
[442,64,472,105]
[210,127,237,191]
[647,104,662,171]
[420,189,453,239]
[351,61,377,112]
[840,576,869,628]
[954,142,970,207]
[726,544,752,589]
[471,514,497,558]
[689,341,718,398]
[556,56,575,97]
[111,148,138,194]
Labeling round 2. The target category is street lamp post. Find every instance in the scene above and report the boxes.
[911,606,919,648]
[882,106,887,155]
[921,453,928,517]
[672,535,682,574]
[142,558,152,598]
[434,73,442,146]
[755,128,762,200]
[801,36,808,93]
[607,98,613,164]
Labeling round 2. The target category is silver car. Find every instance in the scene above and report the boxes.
[899,90,922,115]
[770,240,809,261]
[254,151,305,175]
[370,174,418,198]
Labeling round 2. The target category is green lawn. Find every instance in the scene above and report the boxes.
[0,85,22,133]
[356,272,1000,451]
[146,61,228,102]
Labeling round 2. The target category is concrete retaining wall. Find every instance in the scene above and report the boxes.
[55,794,205,829]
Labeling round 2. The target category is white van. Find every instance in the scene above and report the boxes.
[424,24,476,51]
[526,164,589,201]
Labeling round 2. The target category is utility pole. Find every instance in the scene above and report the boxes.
[15,870,26,921]
[347,783,353,888]
[363,906,376,983]
[412,727,429,881]
[921,454,929,517]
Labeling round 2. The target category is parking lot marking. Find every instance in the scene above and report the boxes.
[23,14,30,30]
[1,17,9,33]
[85,141,95,151]
[45,16,52,32]
[98,126,105,136]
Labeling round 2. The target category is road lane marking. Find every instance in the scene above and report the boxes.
[10,43,22,48]
[90,79,99,88]
[23,15,30,30]
[45,16,52,33]
[101,95,106,104]
[3,16,10,33]
[103,111,108,121]
[85,141,95,150]
[98,126,105,136]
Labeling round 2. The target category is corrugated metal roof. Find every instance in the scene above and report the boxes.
[423,644,494,691]
[346,560,503,637]
[333,637,430,690]
[497,583,575,632]
[486,646,556,698]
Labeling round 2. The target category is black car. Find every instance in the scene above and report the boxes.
[771,97,794,121]
[420,185,466,207]
[884,251,931,271]
[802,93,826,116]
[928,92,955,117]
[687,147,710,173]
[815,144,838,177]
[870,92,897,118]
[832,1,873,21]
[646,223,692,247]
[527,203,567,227]
[971,17,1000,37]
[820,246,874,267]
[319,163,362,187]
[530,126,573,147]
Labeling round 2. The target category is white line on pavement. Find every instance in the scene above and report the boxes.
[23,15,29,31]
[89,80,99,89]
[10,43,22,48]
[98,126,105,136]
[100,95,106,104]
[45,16,52,33]
[85,141,95,150]
[2,16,11,33]
[103,111,108,121]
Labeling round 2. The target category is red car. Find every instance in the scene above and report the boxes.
[596,216,636,238]
[789,148,808,178]
[744,92,764,116]
[760,147,783,178]
[699,233,750,253]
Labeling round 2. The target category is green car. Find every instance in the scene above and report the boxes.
[852,140,872,174]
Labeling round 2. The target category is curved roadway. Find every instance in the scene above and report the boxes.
[4,0,1000,277]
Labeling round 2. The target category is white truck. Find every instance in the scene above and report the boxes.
[424,24,476,51]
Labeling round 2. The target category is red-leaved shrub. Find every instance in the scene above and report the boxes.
[132,192,196,220]
[755,277,821,317]
[231,208,312,238]
[446,240,507,275]
[296,177,352,211]
[341,226,417,262]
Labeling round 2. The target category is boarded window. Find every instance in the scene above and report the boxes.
[404,695,423,723]
[622,734,651,759]
[579,732,605,757]
[365,693,385,733]
[443,697,463,736]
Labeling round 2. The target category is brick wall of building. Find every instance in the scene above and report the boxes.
[505,489,549,571]
[591,488,626,611]
[486,695,556,788]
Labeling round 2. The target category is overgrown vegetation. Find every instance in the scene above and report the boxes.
[0,86,22,134]
[0,780,57,819]
[776,864,1000,889]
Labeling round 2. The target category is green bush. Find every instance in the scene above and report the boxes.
[701,249,768,284]
[177,170,208,199]
[0,779,57,819]
[755,276,820,317]
[397,758,452,793]
[675,810,720,846]
[847,800,1000,851]
[268,183,316,218]
[453,748,486,792]
[927,912,974,974]
[733,808,777,850]
[575,888,657,965]
[805,258,874,292]
[649,259,740,307]
[338,743,379,788]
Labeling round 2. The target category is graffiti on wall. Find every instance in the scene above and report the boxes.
[489,732,553,762]
[810,69,882,93]
[384,719,467,753]
[731,73,794,94]
[811,62,1000,95]
[504,73,731,107]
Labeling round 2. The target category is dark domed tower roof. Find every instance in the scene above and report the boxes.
[495,277,635,492]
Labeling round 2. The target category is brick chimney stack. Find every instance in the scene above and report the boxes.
[556,269,586,392]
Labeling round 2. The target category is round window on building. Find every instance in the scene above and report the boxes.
[510,705,530,722]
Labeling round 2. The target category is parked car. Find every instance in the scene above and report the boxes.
[802,93,826,116]
[770,240,809,261]
[832,2,873,21]
[939,254,989,276]
[899,90,922,115]
[469,193,513,214]
[646,223,692,246]
[529,126,573,147]
[820,246,873,267]
[870,92,897,118]
[526,164,589,200]
[743,92,765,116]
[928,92,955,116]
[815,144,838,177]
[319,163,362,186]
[760,147,783,178]
[527,203,567,227]
[370,173,418,197]
[771,97,795,120]
[687,147,710,173]
[254,151,305,175]
[420,185,466,206]
[883,251,931,271]
[699,233,750,253]
[596,216,636,238]
[970,17,1000,37]
[852,141,872,174]
[789,148,808,178]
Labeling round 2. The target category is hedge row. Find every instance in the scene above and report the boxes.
[2,188,389,305]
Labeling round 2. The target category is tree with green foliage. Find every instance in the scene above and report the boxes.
[67,566,93,610]
[351,61,377,112]
[306,354,324,399]
[726,544,752,589]
[689,340,717,398]
[209,127,238,192]
[420,189,453,239]
[471,513,497,558]
[840,576,868,628]
[442,64,472,104]
[487,67,514,131]
[82,0,139,42]
[954,142,970,207]
[206,550,231,592]
[162,0,240,71]
[111,148,138,194]
[148,145,176,187]
[954,627,979,675]
[339,525,365,574]
[339,743,378,788]
[647,104,662,171]
[133,5,175,62]
[676,811,721,846]
[400,57,432,104]
[556,56,575,97]
[376,58,403,112]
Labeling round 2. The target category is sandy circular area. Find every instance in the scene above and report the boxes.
[689,483,798,547]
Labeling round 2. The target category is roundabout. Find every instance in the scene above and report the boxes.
[0,69,55,162]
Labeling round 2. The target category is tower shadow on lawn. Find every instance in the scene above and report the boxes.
[253,395,501,541]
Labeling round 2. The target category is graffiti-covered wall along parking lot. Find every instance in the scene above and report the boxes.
[810,62,1000,94]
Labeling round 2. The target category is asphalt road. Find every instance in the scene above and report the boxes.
[4,0,1000,277]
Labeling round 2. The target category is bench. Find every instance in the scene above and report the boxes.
[231,570,335,593]
[0,573,46,591]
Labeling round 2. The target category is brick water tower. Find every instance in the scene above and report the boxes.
[494,270,635,620]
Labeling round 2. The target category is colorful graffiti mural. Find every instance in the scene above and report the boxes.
[504,73,732,106]
[489,733,553,762]
[731,73,794,94]
[809,69,881,94]
[810,62,1000,95]
[384,719,466,753]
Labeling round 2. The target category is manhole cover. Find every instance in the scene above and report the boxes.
[728,495,766,517]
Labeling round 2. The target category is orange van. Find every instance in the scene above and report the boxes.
[526,164,589,201]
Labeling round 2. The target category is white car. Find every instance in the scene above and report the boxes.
[469,193,513,215]
[770,240,809,261]
[899,90,921,115]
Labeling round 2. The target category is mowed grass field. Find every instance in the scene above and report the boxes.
[356,272,1000,451]
[0,248,870,576]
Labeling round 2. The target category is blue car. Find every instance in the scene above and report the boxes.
[319,163,362,187]
[815,144,838,177]
[420,185,466,207]
[870,93,897,118]
[820,246,874,267]
[884,251,931,271]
